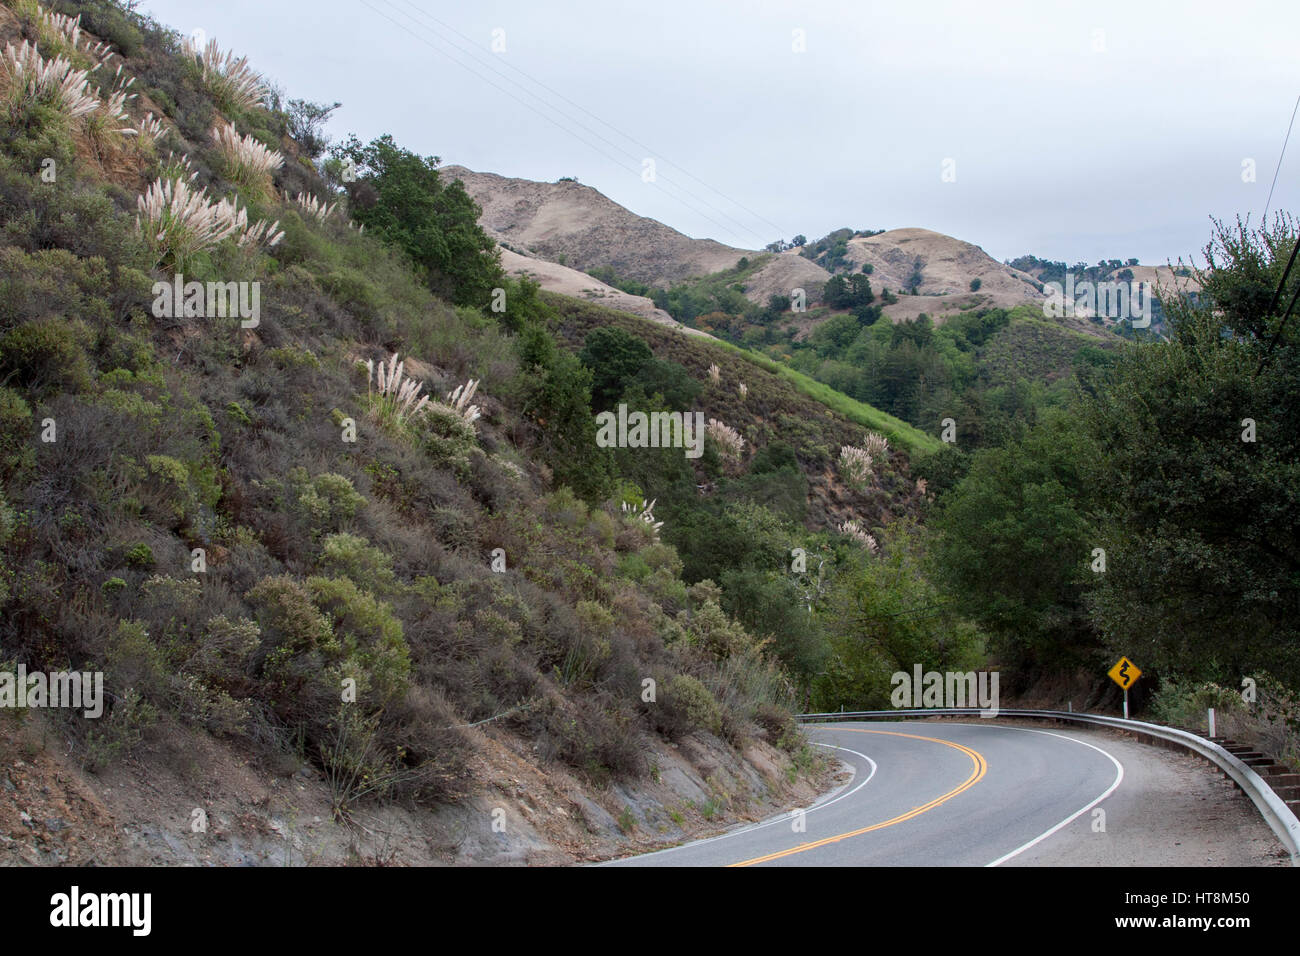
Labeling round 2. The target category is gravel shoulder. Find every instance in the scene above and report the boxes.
[992,723,1290,867]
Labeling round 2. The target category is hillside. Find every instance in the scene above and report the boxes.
[444,168,1138,341]
[0,0,957,865]
[497,245,699,335]
[444,164,749,285]
[841,228,1045,322]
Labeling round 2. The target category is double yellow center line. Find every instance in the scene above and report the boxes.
[727,728,988,866]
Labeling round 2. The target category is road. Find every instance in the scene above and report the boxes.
[604,719,1224,867]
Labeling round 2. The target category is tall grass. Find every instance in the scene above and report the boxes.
[136,175,283,270]
[212,121,283,196]
[706,418,745,461]
[0,39,99,122]
[182,37,267,114]
[839,444,873,485]
[286,190,337,224]
[364,353,431,425]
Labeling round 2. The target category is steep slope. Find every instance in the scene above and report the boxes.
[2,0,895,865]
[444,165,749,285]
[446,168,1058,328]
[497,246,705,335]
[742,250,832,304]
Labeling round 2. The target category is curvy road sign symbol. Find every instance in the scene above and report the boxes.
[1108,656,1142,690]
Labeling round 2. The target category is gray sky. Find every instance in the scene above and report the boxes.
[145,0,1300,266]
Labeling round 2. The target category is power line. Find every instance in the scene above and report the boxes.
[1250,93,1300,373]
[356,0,779,249]
[1262,92,1300,224]
[387,0,791,242]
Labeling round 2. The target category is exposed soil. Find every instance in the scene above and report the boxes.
[0,709,832,866]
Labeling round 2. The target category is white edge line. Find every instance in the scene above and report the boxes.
[974,724,1125,867]
[596,741,877,864]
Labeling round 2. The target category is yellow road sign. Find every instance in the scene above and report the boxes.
[1108,656,1142,690]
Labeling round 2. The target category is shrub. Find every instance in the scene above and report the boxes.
[211,121,283,196]
[100,576,126,597]
[307,575,411,706]
[662,674,722,736]
[0,317,93,395]
[292,469,365,535]
[248,575,335,657]
[0,386,34,479]
[317,532,397,593]
[182,37,268,115]
[135,176,283,271]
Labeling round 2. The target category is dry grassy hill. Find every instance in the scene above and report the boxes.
[497,246,708,336]
[841,228,1044,322]
[445,169,1146,343]
[444,165,748,285]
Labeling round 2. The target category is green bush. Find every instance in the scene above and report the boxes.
[317,533,398,593]
[0,387,34,480]
[663,674,722,736]
[307,575,411,706]
[290,469,365,535]
[0,318,94,395]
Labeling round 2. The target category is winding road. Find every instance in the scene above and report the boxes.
[604,719,1280,867]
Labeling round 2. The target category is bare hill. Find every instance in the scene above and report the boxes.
[444,165,749,285]
[446,167,1139,338]
[842,228,1044,321]
[497,247,711,337]
[743,251,832,304]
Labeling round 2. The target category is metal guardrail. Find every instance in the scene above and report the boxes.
[796,708,1300,866]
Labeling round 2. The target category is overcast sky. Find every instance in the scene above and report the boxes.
[145,0,1300,266]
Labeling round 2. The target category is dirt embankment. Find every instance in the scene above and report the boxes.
[0,710,832,866]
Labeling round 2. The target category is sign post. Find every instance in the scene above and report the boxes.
[1107,656,1142,718]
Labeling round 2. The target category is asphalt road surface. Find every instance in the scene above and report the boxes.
[605,720,1140,867]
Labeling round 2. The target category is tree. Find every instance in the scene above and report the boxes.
[578,327,653,409]
[823,275,850,309]
[814,522,985,710]
[766,293,791,315]
[334,135,502,307]
[519,328,612,502]
[1081,216,1300,684]
[848,273,875,309]
[932,409,1099,675]
[286,99,341,159]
